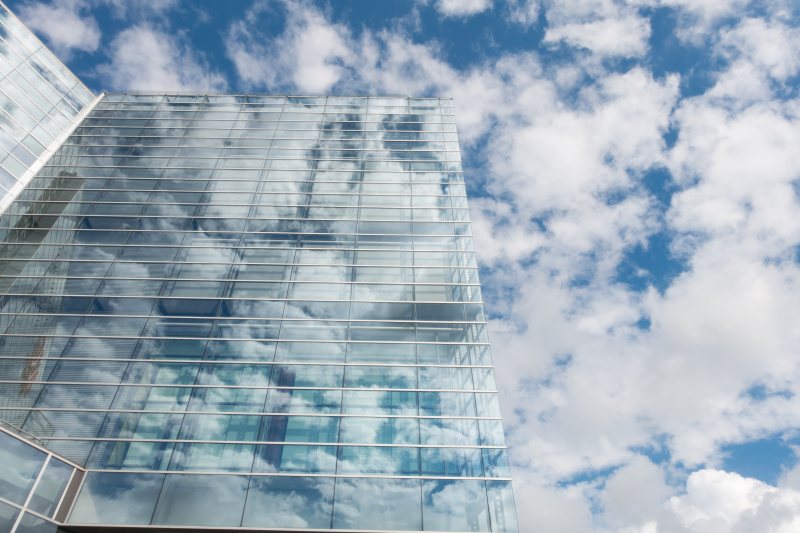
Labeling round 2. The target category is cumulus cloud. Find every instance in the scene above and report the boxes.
[662,0,754,44]
[226,2,354,93]
[435,0,492,17]
[544,15,651,57]
[717,18,800,81]
[97,25,226,91]
[666,469,800,532]
[539,0,652,57]
[17,0,101,55]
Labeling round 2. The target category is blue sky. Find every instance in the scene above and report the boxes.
[8,0,800,530]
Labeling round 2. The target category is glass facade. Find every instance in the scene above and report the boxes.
[0,1,95,213]
[0,92,517,531]
[0,427,80,532]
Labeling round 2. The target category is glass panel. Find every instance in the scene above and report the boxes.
[170,443,255,472]
[479,420,507,447]
[486,480,519,532]
[261,415,339,443]
[422,480,490,532]
[266,388,342,414]
[339,416,418,444]
[14,512,61,533]
[421,447,483,477]
[28,458,73,516]
[420,418,480,446]
[243,476,333,529]
[178,414,261,441]
[0,431,46,505]
[151,474,248,527]
[338,446,419,475]
[87,439,175,471]
[332,478,422,531]
[70,472,165,525]
[420,392,476,417]
[476,393,501,417]
[254,444,336,473]
[0,500,19,533]
[345,365,416,389]
[482,449,512,478]
[342,390,417,415]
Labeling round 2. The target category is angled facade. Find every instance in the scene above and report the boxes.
[0,5,518,533]
[0,1,95,213]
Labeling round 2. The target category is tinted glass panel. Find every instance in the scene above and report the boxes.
[0,500,19,532]
[332,478,422,531]
[0,430,45,505]
[15,512,61,533]
[423,480,490,532]
[70,472,164,525]
[152,474,247,527]
[28,458,73,516]
[242,476,334,529]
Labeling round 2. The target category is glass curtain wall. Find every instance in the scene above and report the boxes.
[0,2,94,209]
[0,93,518,532]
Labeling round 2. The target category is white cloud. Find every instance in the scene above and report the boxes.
[97,25,226,91]
[226,2,354,93]
[600,456,672,530]
[435,0,492,17]
[667,469,800,532]
[662,0,753,44]
[98,0,180,18]
[18,0,101,55]
[513,478,594,532]
[505,0,540,27]
[544,15,651,57]
[538,0,652,58]
[718,18,800,81]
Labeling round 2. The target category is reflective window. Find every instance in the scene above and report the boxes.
[70,472,164,525]
[332,478,422,531]
[343,390,417,415]
[170,443,255,472]
[152,474,247,527]
[420,418,480,446]
[254,444,336,473]
[421,447,483,477]
[243,476,333,529]
[0,430,45,505]
[423,480,490,532]
[28,457,73,516]
[14,512,61,533]
[0,500,19,532]
[261,415,339,443]
[338,446,419,475]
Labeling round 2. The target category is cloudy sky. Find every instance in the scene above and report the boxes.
[8,0,800,530]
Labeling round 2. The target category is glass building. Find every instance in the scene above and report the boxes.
[0,1,95,214]
[0,6,518,533]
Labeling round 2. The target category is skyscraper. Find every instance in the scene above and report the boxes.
[0,4,518,533]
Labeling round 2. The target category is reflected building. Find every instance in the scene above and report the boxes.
[0,5,518,533]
